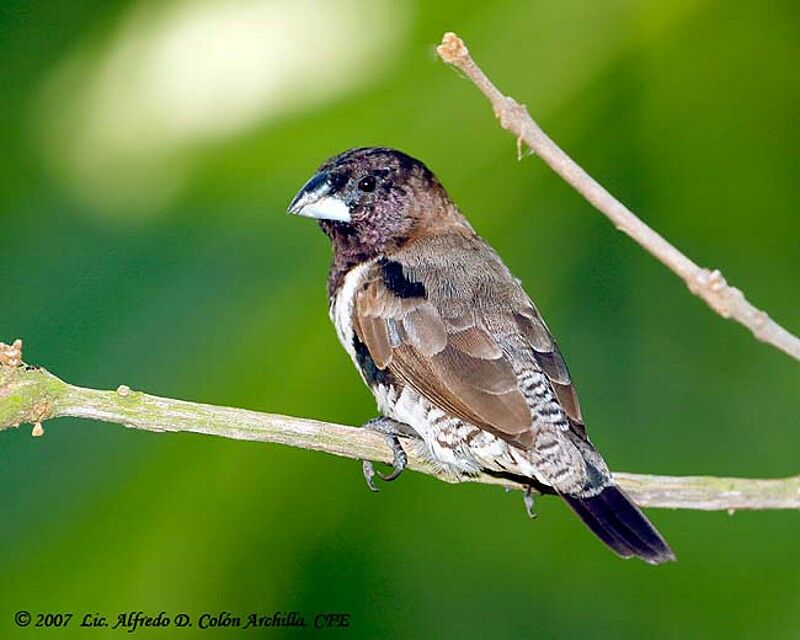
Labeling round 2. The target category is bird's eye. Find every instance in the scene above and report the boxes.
[357,176,376,192]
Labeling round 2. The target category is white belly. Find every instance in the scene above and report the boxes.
[373,381,547,483]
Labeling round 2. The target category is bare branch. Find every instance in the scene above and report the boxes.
[1,343,797,511]
[436,32,800,362]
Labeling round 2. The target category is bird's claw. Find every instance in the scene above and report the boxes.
[523,486,538,519]
[362,459,380,492]
[360,417,411,492]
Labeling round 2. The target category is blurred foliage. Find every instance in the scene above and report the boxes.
[1,1,798,638]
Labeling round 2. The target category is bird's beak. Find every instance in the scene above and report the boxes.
[288,171,351,223]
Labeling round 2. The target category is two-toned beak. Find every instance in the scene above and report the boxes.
[288,171,351,223]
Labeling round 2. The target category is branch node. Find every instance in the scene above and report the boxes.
[688,268,749,320]
[0,339,23,369]
[436,32,468,64]
[752,310,768,328]
[708,269,727,292]
[30,399,54,425]
[494,97,527,133]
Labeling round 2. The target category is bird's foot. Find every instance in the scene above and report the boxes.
[523,486,538,519]
[360,417,413,492]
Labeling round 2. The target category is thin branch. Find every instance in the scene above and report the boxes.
[1,342,797,511]
[436,32,800,362]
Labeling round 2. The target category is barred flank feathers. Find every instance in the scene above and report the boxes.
[563,485,676,565]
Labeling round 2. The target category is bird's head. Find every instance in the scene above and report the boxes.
[288,147,464,258]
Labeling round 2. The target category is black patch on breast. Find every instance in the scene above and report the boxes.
[352,334,391,387]
[379,259,426,299]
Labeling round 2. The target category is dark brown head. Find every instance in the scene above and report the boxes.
[288,147,464,263]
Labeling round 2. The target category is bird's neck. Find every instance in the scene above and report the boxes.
[324,224,375,298]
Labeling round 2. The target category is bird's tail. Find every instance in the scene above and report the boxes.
[562,484,675,565]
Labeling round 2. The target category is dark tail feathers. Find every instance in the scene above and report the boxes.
[563,485,675,565]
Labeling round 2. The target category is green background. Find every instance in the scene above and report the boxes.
[1,1,798,638]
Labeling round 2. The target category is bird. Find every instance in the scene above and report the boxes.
[288,147,675,564]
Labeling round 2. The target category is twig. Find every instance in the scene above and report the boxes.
[436,32,800,362]
[1,342,797,511]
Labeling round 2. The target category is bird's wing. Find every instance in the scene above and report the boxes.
[353,234,586,450]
